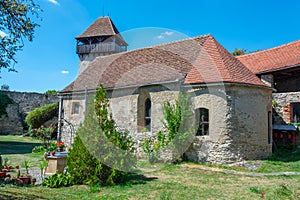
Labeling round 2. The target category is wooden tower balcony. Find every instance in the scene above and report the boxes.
[76,42,127,55]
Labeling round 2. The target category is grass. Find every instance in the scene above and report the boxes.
[0,135,43,168]
[1,165,300,199]
[0,135,300,199]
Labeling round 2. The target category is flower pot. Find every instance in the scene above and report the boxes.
[19,176,31,184]
[57,146,65,152]
[0,171,6,178]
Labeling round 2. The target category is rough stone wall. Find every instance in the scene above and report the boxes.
[272,92,300,124]
[0,91,59,134]
[185,85,272,165]
[60,94,87,146]
[60,84,272,165]
[60,84,180,149]
[0,104,23,133]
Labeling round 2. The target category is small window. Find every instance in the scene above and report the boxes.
[292,103,300,123]
[72,102,80,115]
[196,108,209,136]
[145,98,151,131]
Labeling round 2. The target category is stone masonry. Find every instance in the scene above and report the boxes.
[0,91,59,134]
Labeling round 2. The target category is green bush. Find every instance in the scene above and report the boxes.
[0,92,13,116]
[32,145,46,153]
[66,84,136,186]
[43,172,74,188]
[141,92,194,163]
[25,103,58,129]
[44,90,59,95]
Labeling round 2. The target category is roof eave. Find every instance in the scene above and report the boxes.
[256,63,300,75]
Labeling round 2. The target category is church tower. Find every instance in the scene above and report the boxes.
[76,16,128,75]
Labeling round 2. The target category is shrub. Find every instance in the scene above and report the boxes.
[43,172,74,188]
[44,90,59,95]
[67,84,136,186]
[141,92,195,163]
[32,145,46,153]
[25,103,58,129]
[0,92,13,116]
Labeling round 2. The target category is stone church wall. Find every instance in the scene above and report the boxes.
[185,85,272,165]
[60,84,272,165]
[0,91,59,134]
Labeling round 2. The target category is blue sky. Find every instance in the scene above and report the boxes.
[1,0,300,93]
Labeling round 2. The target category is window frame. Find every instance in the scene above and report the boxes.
[71,102,80,115]
[196,108,209,136]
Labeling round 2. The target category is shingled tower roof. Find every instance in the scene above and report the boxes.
[76,16,121,38]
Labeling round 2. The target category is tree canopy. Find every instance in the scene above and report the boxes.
[231,48,247,56]
[0,0,41,74]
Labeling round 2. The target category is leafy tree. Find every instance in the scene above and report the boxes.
[0,91,13,116]
[67,84,136,186]
[232,48,247,56]
[1,84,9,90]
[0,0,41,73]
[45,89,59,95]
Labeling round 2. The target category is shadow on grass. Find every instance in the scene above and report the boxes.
[120,173,158,186]
[0,141,41,154]
[0,189,49,200]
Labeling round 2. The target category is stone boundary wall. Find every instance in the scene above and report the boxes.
[0,90,59,134]
[272,92,300,125]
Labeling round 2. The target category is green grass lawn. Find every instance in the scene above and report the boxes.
[0,135,43,168]
[0,135,300,199]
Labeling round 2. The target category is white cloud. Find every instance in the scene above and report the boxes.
[0,30,8,38]
[48,0,60,5]
[156,31,175,40]
[61,70,69,74]
[164,31,174,36]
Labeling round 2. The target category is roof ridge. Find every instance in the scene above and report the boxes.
[204,35,233,81]
[238,39,300,58]
[93,34,211,59]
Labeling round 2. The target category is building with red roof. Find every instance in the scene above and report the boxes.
[58,17,274,165]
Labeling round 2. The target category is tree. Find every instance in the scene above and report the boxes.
[67,84,136,185]
[1,84,9,90]
[0,0,41,74]
[231,48,247,56]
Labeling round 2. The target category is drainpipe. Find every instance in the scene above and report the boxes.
[84,87,87,116]
[57,96,63,142]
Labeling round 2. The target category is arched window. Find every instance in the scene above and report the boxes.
[196,108,209,136]
[137,90,151,132]
[145,98,151,131]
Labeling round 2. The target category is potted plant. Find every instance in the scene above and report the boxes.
[56,141,65,152]
[18,161,31,184]
[39,161,48,180]
[0,154,6,178]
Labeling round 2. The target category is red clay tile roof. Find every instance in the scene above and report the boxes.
[185,35,266,86]
[76,16,121,38]
[237,40,300,74]
[62,35,268,93]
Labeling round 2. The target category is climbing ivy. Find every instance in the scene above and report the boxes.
[0,92,13,116]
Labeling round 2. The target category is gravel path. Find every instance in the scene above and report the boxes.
[28,168,50,185]
[181,163,300,176]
